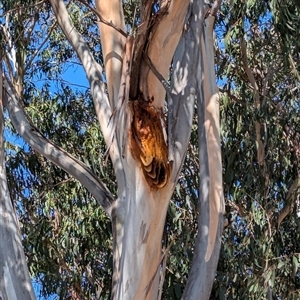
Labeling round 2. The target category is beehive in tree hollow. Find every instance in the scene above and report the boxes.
[130,99,169,188]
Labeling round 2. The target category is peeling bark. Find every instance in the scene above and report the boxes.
[99,0,195,296]
[130,99,169,188]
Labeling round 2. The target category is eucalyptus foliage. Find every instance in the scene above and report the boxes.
[1,0,299,299]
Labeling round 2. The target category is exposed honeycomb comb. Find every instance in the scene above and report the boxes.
[130,100,169,188]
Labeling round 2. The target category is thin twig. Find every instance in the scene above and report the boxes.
[0,0,46,16]
[25,21,57,70]
[142,52,172,100]
[76,0,128,38]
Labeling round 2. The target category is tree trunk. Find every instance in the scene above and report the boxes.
[111,158,175,299]
[0,60,36,300]
[94,1,195,298]
[182,2,224,298]
[49,0,224,299]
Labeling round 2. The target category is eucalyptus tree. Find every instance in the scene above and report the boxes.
[0,0,224,299]
[210,1,300,299]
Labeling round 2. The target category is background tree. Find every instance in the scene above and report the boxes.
[211,1,300,299]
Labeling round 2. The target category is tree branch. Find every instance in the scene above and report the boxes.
[139,0,190,108]
[277,175,300,227]
[76,0,127,38]
[95,0,126,110]
[0,58,36,300]
[182,2,224,298]
[4,78,115,218]
[48,0,117,160]
[1,20,17,81]
[241,36,266,168]
[108,35,134,158]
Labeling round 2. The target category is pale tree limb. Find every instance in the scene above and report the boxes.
[139,0,190,109]
[0,18,17,81]
[48,0,120,165]
[0,60,36,300]
[95,0,126,109]
[50,1,127,297]
[3,0,117,215]
[76,0,127,38]
[277,175,300,227]
[170,1,197,181]
[202,7,224,264]
[4,78,115,218]
[110,35,134,158]
[182,1,224,298]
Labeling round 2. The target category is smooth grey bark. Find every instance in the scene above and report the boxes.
[0,62,36,300]
[170,6,198,181]
[181,1,224,299]
[48,0,122,175]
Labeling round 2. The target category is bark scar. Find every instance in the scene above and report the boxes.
[139,221,150,246]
